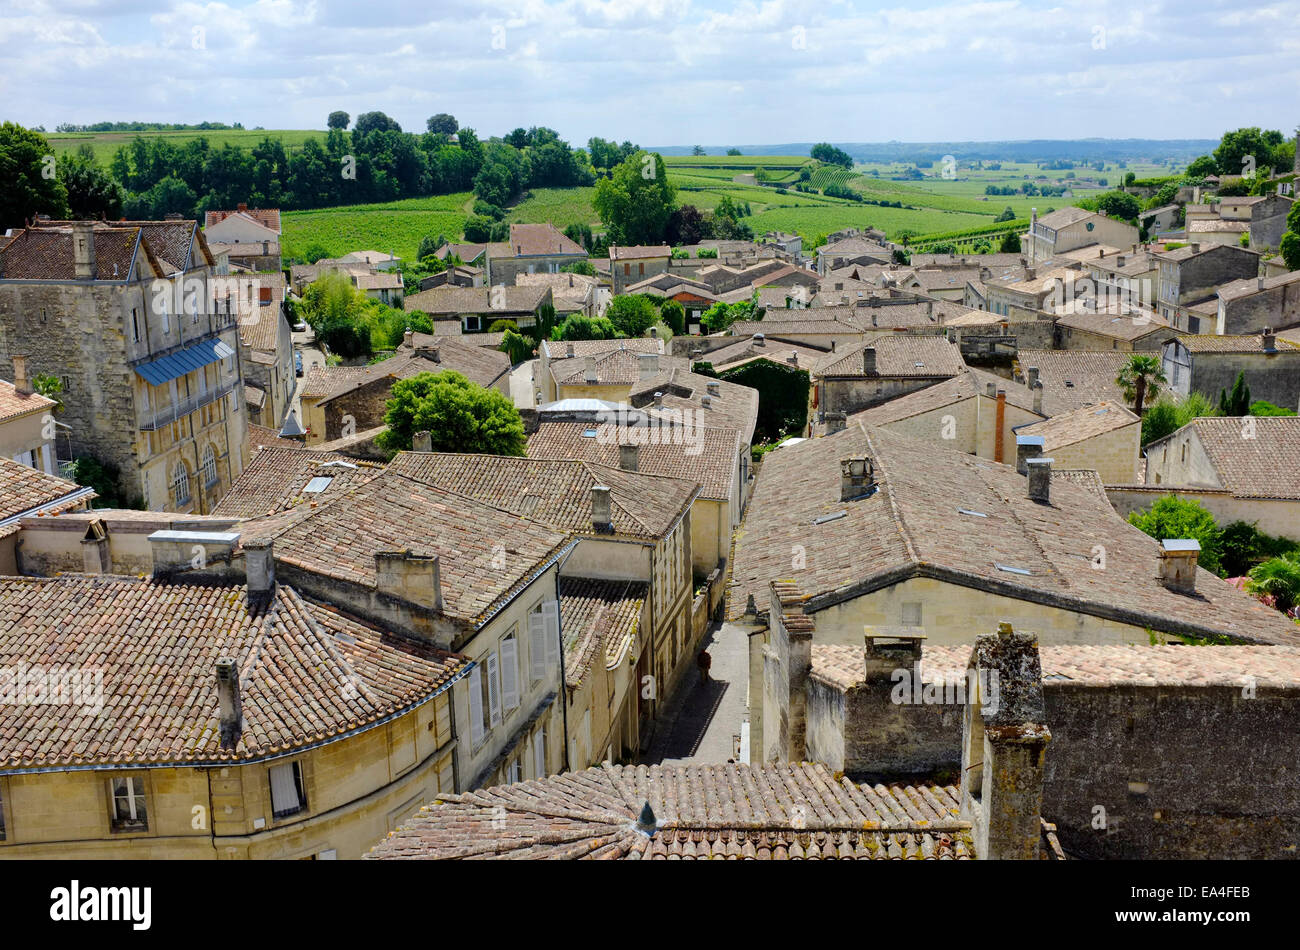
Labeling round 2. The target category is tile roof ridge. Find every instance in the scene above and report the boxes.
[384,468,574,536]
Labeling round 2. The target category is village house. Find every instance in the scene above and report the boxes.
[417,264,484,290]
[1152,242,1260,331]
[0,457,95,573]
[297,334,510,445]
[537,337,674,403]
[0,568,469,859]
[1160,329,1300,409]
[0,219,250,512]
[0,372,59,475]
[692,334,828,376]
[609,245,671,294]
[288,259,403,306]
[1023,207,1139,264]
[728,421,1299,648]
[385,452,698,758]
[1209,269,1300,334]
[816,236,894,274]
[1116,416,1300,538]
[484,224,587,286]
[761,230,803,259]
[1048,297,1171,351]
[203,205,281,272]
[1012,350,1139,414]
[812,334,967,415]
[403,284,553,333]
[1011,400,1142,483]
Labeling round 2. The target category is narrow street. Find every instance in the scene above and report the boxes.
[640,619,751,766]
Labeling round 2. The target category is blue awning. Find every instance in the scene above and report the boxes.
[134,338,235,386]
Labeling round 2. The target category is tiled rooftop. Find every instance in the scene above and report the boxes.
[1167,416,1300,500]
[212,447,385,519]
[365,762,974,859]
[0,380,55,423]
[814,334,966,378]
[560,576,648,689]
[0,457,90,522]
[1015,401,1138,450]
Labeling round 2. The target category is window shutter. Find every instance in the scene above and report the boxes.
[486,652,501,727]
[501,638,519,711]
[543,600,560,667]
[269,763,300,814]
[468,665,484,744]
[528,613,546,681]
[532,728,546,779]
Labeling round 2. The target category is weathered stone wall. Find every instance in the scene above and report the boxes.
[1189,350,1300,409]
[819,376,945,414]
[1221,282,1300,334]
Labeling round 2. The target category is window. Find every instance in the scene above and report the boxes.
[171,461,191,507]
[500,631,520,713]
[269,761,307,819]
[486,651,501,728]
[506,758,522,784]
[131,308,140,342]
[109,776,148,832]
[201,445,218,487]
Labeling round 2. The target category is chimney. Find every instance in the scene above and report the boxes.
[653,391,664,407]
[1190,243,1200,253]
[926,300,934,320]
[565,342,575,358]
[840,456,875,501]
[583,355,598,383]
[374,550,444,610]
[770,581,814,761]
[1026,457,1053,503]
[1032,379,1044,415]
[986,382,997,398]
[1026,366,1039,389]
[753,332,766,347]
[237,202,248,212]
[216,657,243,747]
[1158,539,1200,593]
[825,411,847,433]
[1024,266,1036,281]
[786,351,799,365]
[706,381,720,396]
[638,352,659,380]
[831,340,837,352]
[1015,434,1044,475]
[1116,255,1127,267]
[590,484,613,531]
[619,443,639,471]
[72,222,96,280]
[1257,277,1266,291]
[701,393,713,408]
[960,622,1051,860]
[862,347,877,375]
[1263,327,1276,352]
[404,329,414,348]
[413,430,433,452]
[10,355,30,394]
[244,538,275,603]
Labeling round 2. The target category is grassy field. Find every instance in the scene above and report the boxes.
[282,193,473,263]
[45,128,323,164]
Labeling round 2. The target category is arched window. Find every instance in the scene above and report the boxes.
[171,461,190,507]
[201,445,218,487]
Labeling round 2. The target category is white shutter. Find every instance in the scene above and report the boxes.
[468,665,484,744]
[528,613,546,681]
[543,601,560,667]
[532,728,546,779]
[269,762,300,813]
[486,652,501,727]
[501,638,519,711]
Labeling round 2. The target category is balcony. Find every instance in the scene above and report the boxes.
[139,380,238,431]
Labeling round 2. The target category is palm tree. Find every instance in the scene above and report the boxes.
[1246,555,1300,615]
[1116,353,1167,415]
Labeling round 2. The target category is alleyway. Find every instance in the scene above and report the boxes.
[640,619,750,766]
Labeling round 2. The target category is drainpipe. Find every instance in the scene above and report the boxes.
[553,548,576,774]
[994,389,1007,463]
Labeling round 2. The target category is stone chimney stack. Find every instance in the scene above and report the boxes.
[706,381,720,397]
[374,550,444,611]
[583,355,598,383]
[753,332,766,347]
[216,657,243,747]
[1026,366,1039,388]
[840,456,875,501]
[960,622,1051,860]
[824,411,847,434]
[862,347,877,375]
[404,329,414,348]
[1027,457,1053,503]
[244,538,275,604]
[638,352,659,380]
[590,485,613,531]
[619,443,639,472]
[566,342,575,358]
[1262,326,1276,352]
[1015,435,1044,475]
[1158,539,1200,593]
[986,382,997,398]
[653,391,664,408]
[72,222,96,280]
[412,430,433,452]
[10,355,30,395]
[770,580,814,762]
[1032,379,1044,416]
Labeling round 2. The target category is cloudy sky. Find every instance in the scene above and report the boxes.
[1,0,1297,145]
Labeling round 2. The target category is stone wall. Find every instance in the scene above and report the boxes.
[1190,350,1300,410]
[1221,282,1300,334]
[819,375,947,414]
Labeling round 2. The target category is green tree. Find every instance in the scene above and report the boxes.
[327,111,350,130]
[692,145,706,156]
[377,371,526,456]
[660,299,686,335]
[32,373,64,413]
[1246,555,1300,613]
[550,314,619,341]
[994,206,1016,222]
[1280,231,1300,271]
[1213,127,1284,178]
[301,243,331,263]
[1249,400,1298,417]
[998,231,1021,253]
[1116,353,1167,415]
[1140,391,1218,445]
[1088,190,1141,221]
[1218,371,1251,415]
[560,259,596,276]
[604,294,658,338]
[810,143,853,168]
[416,234,441,261]
[354,111,401,134]
[426,113,458,135]
[58,145,122,219]
[500,328,534,364]
[726,148,742,156]
[592,151,676,245]
[1127,495,1223,575]
[1185,154,1217,178]
[0,121,70,229]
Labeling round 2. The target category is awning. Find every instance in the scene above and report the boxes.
[134,338,235,386]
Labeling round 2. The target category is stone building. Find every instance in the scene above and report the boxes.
[0,456,95,573]
[0,371,59,474]
[234,273,293,428]
[402,284,553,333]
[0,570,468,859]
[609,245,670,294]
[1011,400,1141,484]
[1209,270,1300,335]
[1160,330,1300,409]
[1152,242,1261,332]
[1024,207,1138,264]
[203,205,282,272]
[812,334,966,415]
[0,219,250,511]
[484,224,587,286]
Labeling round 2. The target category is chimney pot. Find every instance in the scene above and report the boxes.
[619,444,639,471]
[565,342,575,358]
[706,381,720,396]
[654,391,664,407]
[1262,327,1276,351]
[825,411,847,433]
[1032,379,1044,415]
[1015,435,1044,475]
[71,221,96,280]
[216,657,242,745]
[1027,457,1053,503]
[986,382,997,398]
[404,329,414,348]
[583,355,598,383]
[862,346,877,375]
[244,538,275,601]
[638,352,659,380]
[1026,366,1039,388]
[413,430,433,452]
[1158,539,1200,593]
[10,355,30,395]
[840,456,875,501]
[591,484,613,530]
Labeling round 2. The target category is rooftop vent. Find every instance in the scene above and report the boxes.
[840,456,875,501]
[1158,539,1200,594]
[1026,456,1053,503]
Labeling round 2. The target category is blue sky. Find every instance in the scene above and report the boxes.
[1,0,1297,144]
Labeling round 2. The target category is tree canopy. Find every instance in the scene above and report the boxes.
[592,150,676,245]
[378,371,526,456]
